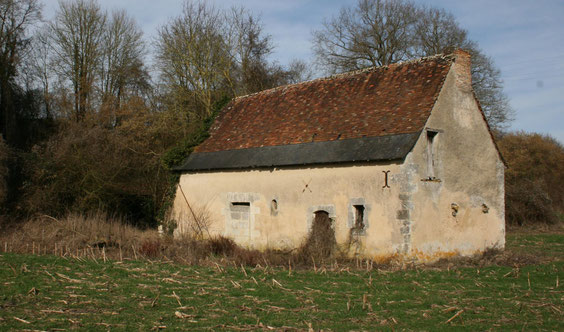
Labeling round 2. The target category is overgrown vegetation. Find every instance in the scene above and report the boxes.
[299,211,338,263]
[499,131,564,226]
[0,231,562,330]
[1,212,562,270]
[0,213,354,267]
[0,138,9,205]
[0,0,304,228]
[161,95,230,170]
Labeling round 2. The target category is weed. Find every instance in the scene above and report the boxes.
[139,239,161,258]
[1,212,562,270]
[298,211,337,264]
[208,236,237,256]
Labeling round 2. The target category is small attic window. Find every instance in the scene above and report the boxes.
[426,130,438,179]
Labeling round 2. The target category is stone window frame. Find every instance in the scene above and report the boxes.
[348,198,370,235]
[223,192,260,240]
[423,127,443,181]
[307,205,336,231]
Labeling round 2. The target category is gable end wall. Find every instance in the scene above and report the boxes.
[402,53,505,258]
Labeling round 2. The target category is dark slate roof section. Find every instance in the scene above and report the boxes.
[174,132,420,171]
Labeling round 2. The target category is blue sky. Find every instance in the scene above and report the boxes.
[42,0,564,144]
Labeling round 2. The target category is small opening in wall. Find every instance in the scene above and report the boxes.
[231,202,250,214]
[426,130,438,180]
[271,199,278,215]
[353,205,365,232]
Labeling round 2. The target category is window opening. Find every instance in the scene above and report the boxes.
[270,199,278,216]
[230,202,250,218]
[426,130,438,179]
[353,205,365,232]
[229,202,250,239]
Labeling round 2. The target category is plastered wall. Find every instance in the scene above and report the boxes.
[403,51,505,259]
[173,161,409,258]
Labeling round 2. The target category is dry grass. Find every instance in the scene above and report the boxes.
[0,212,206,264]
[1,212,562,270]
[0,213,300,268]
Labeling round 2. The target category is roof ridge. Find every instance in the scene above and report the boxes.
[233,52,455,101]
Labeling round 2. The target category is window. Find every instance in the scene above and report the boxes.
[426,130,438,179]
[230,202,250,220]
[270,199,278,216]
[229,202,250,238]
[352,205,365,232]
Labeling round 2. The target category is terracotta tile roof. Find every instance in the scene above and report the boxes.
[195,54,454,153]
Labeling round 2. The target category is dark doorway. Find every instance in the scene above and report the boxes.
[313,210,332,232]
[301,210,336,260]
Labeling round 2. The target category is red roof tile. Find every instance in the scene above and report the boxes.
[196,54,454,153]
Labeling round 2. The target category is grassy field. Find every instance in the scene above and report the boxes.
[0,232,562,331]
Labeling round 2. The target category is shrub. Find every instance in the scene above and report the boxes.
[498,132,564,225]
[298,212,337,263]
[139,239,161,257]
[21,99,187,227]
[0,137,10,206]
[207,235,237,256]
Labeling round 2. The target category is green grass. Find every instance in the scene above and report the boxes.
[1,233,563,331]
[506,232,564,260]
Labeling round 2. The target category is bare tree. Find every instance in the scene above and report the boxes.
[156,1,305,122]
[312,0,514,131]
[99,9,147,107]
[49,0,106,122]
[226,7,275,95]
[313,0,418,72]
[413,7,468,57]
[24,27,55,118]
[284,59,314,84]
[413,6,514,130]
[97,9,149,126]
[156,1,230,119]
[470,49,513,130]
[0,0,41,142]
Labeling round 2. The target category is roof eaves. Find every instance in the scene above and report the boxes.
[175,132,421,172]
[471,91,508,167]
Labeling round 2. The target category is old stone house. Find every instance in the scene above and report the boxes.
[172,50,505,261]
